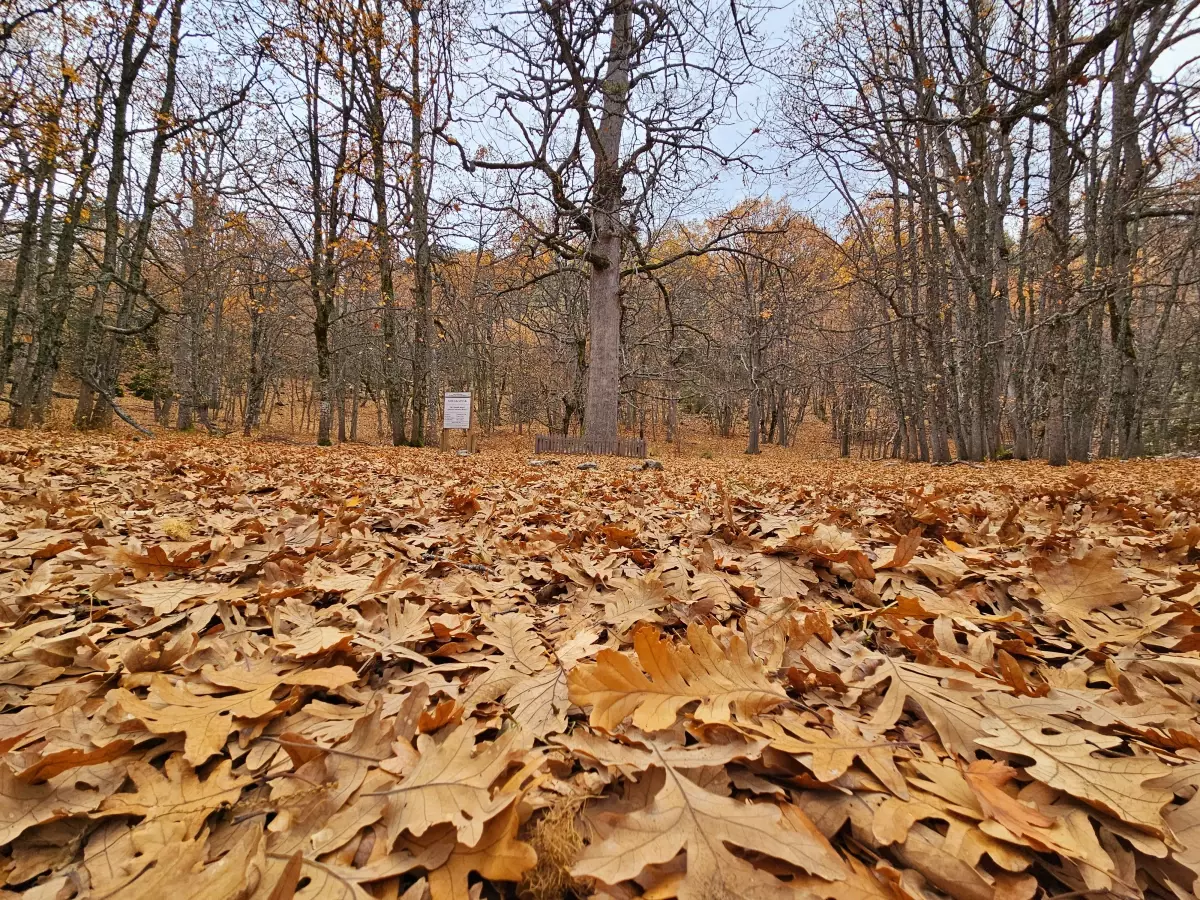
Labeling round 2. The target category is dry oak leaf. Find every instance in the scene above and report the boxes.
[262,851,302,900]
[958,759,1107,868]
[688,571,747,618]
[962,760,1053,834]
[1164,791,1200,893]
[253,854,375,900]
[16,739,134,784]
[1032,547,1141,637]
[101,540,210,580]
[420,804,537,900]
[976,712,1173,834]
[553,729,767,775]
[750,553,817,599]
[978,795,1120,893]
[84,819,153,891]
[466,616,599,738]
[753,712,908,798]
[113,663,358,765]
[0,761,123,846]
[599,576,670,636]
[3,819,86,887]
[572,763,847,900]
[353,597,432,665]
[803,523,862,560]
[100,756,249,842]
[97,579,229,616]
[274,626,354,660]
[788,855,902,899]
[877,528,923,570]
[890,820,1034,900]
[480,611,548,674]
[0,616,74,659]
[567,623,788,732]
[0,529,77,559]
[502,629,600,739]
[379,721,535,848]
[850,657,1009,758]
[111,827,265,900]
[257,781,454,897]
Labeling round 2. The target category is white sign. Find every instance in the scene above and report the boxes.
[443,392,472,430]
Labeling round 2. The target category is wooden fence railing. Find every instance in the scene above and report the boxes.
[534,434,647,458]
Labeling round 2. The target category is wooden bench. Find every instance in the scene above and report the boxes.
[534,434,647,458]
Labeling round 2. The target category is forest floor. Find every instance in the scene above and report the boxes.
[1,430,1199,899]
[39,392,853,459]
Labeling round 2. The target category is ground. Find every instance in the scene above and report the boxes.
[1,431,1198,899]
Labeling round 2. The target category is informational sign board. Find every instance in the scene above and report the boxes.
[443,392,472,430]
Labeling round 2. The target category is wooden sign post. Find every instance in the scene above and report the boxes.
[440,391,477,453]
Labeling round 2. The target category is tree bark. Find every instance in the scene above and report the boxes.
[362,0,408,446]
[408,0,434,446]
[74,0,167,428]
[582,0,632,442]
[1043,0,1072,466]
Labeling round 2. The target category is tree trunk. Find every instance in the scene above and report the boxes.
[582,0,632,442]
[11,80,107,428]
[1106,28,1144,458]
[408,0,434,447]
[364,0,408,446]
[746,389,761,454]
[314,298,333,446]
[75,0,166,428]
[1,170,48,394]
[1043,0,1072,466]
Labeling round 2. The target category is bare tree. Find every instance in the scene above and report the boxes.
[461,0,766,440]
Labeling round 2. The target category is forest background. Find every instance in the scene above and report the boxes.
[1,0,1199,462]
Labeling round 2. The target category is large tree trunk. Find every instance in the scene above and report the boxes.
[74,0,165,428]
[362,0,408,446]
[408,0,434,446]
[10,96,103,428]
[746,387,762,454]
[1107,27,1145,458]
[1043,0,1072,466]
[582,0,632,442]
[1,170,49,394]
[314,300,333,445]
[584,232,622,440]
[243,282,269,437]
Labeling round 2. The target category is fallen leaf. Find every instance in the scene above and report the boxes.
[568,623,788,732]
[573,761,846,899]
[977,711,1172,833]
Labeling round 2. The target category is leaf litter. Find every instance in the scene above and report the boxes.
[0,434,1198,899]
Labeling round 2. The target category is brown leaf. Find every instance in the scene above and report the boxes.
[377,722,534,847]
[963,759,1053,832]
[0,762,123,846]
[113,664,357,765]
[877,527,922,569]
[850,656,1009,757]
[422,805,537,900]
[599,576,670,636]
[1032,547,1142,639]
[265,851,303,900]
[977,709,1172,833]
[16,739,134,784]
[750,554,816,599]
[100,756,249,842]
[568,623,788,732]
[114,828,264,900]
[573,762,846,899]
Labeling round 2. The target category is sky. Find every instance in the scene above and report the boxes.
[704,0,1200,219]
[447,0,1200,242]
